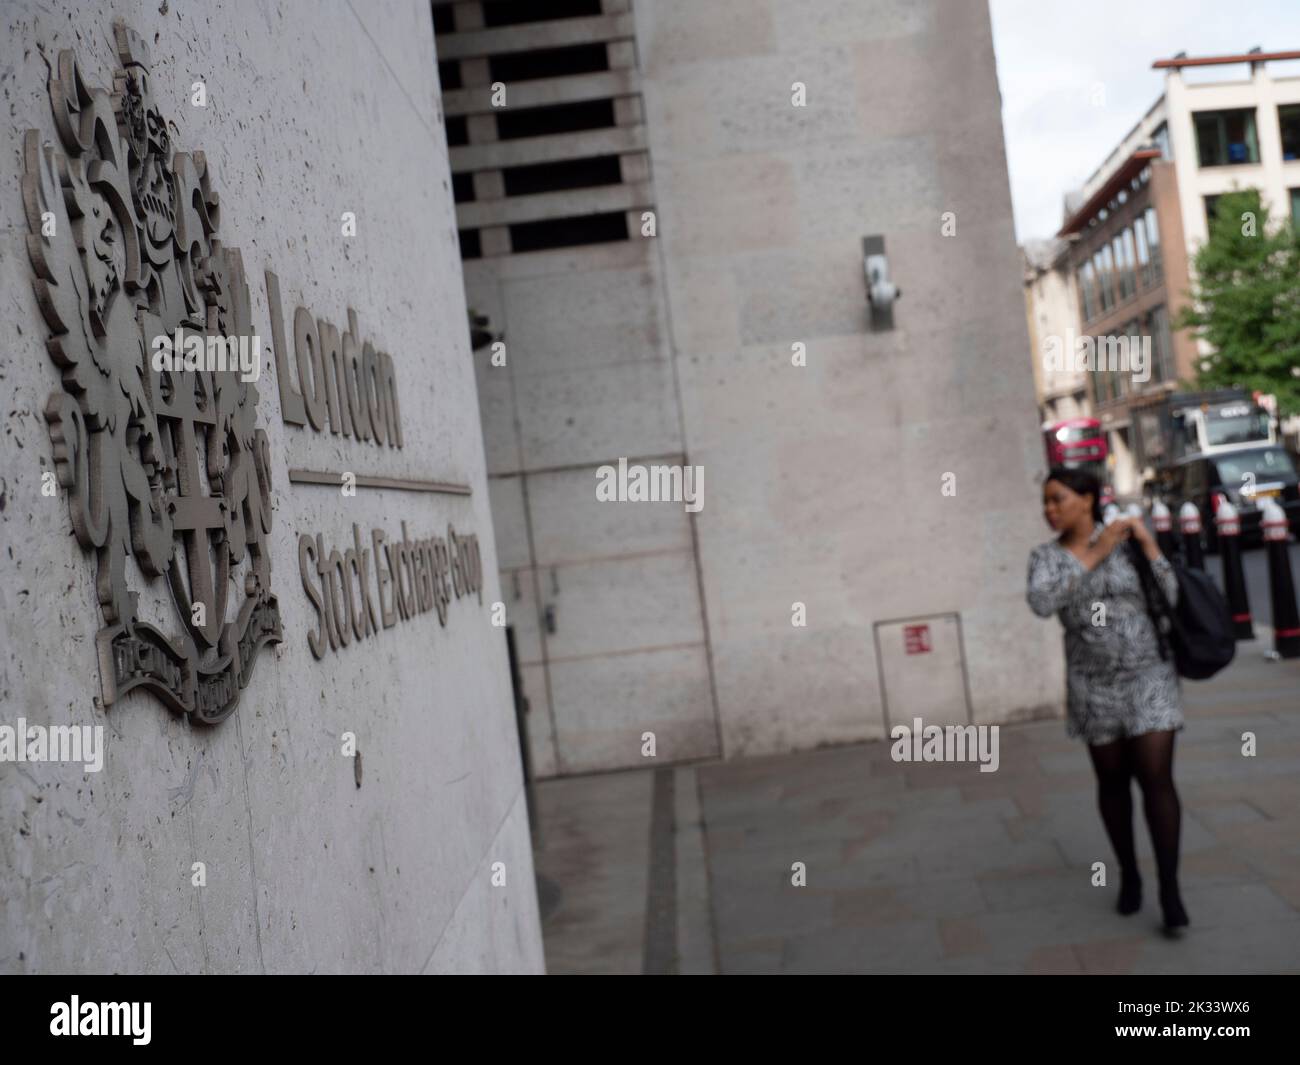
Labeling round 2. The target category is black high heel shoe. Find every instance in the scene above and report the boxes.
[1159,886,1189,934]
[1117,873,1142,916]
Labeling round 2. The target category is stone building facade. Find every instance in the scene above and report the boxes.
[1,0,543,973]
[437,0,1065,776]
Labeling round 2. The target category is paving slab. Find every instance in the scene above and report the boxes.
[530,641,1300,973]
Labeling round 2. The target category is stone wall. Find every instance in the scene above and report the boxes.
[634,0,1066,755]
[0,0,543,973]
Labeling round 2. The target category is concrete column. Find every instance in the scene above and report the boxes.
[481,226,511,256]
[460,56,491,87]
[474,170,505,200]
[468,113,498,143]
[613,96,643,127]
[451,2,484,31]
[607,40,636,69]
[619,152,651,183]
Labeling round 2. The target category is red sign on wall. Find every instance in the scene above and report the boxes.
[903,624,931,654]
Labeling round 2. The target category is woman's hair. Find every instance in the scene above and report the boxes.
[1045,465,1103,523]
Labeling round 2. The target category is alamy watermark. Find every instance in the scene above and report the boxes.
[1041,328,1150,384]
[0,719,104,772]
[596,457,703,513]
[150,326,261,382]
[50,996,150,1044]
[890,717,1000,773]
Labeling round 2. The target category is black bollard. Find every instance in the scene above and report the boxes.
[1180,501,1205,571]
[1261,499,1300,659]
[1152,499,1178,560]
[1215,500,1254,640]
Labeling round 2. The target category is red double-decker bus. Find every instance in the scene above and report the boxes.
[1044,417,1112,504]
[1043,417,1108,470]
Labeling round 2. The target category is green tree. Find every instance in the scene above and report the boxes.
[1177,188,1300,416]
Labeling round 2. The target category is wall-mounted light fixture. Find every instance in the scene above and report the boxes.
[863,235,900,330]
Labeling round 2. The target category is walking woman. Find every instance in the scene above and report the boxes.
[1026,466,1189,933]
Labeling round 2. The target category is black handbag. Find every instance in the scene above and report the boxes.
[1127,540,1235,680]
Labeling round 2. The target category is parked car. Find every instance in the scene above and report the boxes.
[1158,446,1300,551]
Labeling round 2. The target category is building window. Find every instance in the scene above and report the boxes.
[1113,243,1125,305]
[1204,194,1221,231]
[1152,121,1172,160]
[1093,363,1110,404]
[489,43,609,83]
[458,228,482,259]
[1127,227,1140,294]
[1134,217,1150,286]
[1078,260,1097,322]
[1291,188,1300,227]
[1280,105,1300,161]
[1093,327,1125,400]
[481,0,602,26]
[1101,243,1117,311]
[1144,206,1162,278]
[1108,359,1124,399]
[1110,236,1126,302]
[1124,321,1138,396]
[495,99,616,140]
[1193,108,1259,167]
[1141,305,1172,385]
[1137,312,1154,386]
[1153,305,1173,383]
[1120,228,1137,300]
[509,211,629,252]
[1094,247,1113,313]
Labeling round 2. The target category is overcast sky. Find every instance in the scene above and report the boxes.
[989,0,1300,244]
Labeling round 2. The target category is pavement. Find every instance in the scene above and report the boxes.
[530,619,1300,974]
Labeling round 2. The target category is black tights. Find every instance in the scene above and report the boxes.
[1088,730,1183,901]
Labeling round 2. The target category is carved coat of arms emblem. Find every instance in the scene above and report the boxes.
[22,22,281,724]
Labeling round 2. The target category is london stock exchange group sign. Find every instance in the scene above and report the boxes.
[21,22,282,725]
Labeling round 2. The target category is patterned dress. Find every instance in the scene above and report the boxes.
[1026,521,1183,745]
